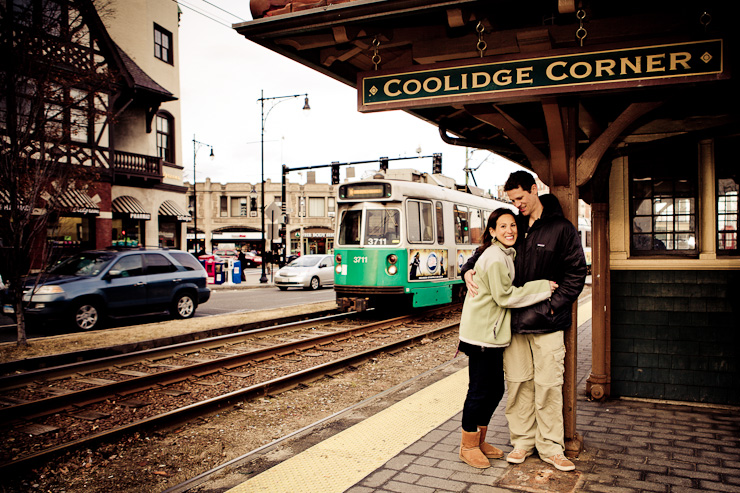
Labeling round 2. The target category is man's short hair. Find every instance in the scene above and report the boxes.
[504,170,536,192]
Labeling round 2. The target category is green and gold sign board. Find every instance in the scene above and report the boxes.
[358,39,725,112]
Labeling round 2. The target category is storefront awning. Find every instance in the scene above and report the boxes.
[159,200,191,222]
[112,195,151,220]
[57,189,100,215]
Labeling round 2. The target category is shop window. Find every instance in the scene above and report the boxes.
[629,143,697,255]
[407,200,433,243]
[454,205,470,244]
[308,197,325,217]
[47,216,95,254]
[154,24,173,64]
[112,218,144,247]
[435,202,444,244]
[156,111,174,162]
[159,220,178,248]
[715,137,739,254]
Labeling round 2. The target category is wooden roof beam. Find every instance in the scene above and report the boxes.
[576,101,663,186]
[464,103,549,178]
[543,98,568,186]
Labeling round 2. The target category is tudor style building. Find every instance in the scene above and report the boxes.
[235,0,740,455]
[1,0,189,268]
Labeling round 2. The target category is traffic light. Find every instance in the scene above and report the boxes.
[279,226,286,240]
[379,157,388,172]
[432,153,442,174]
[331,162,340,185]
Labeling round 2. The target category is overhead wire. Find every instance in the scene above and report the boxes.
[202,0,246,21]
[173,0,233,28]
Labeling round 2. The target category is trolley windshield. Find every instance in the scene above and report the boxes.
[338,208,401,246]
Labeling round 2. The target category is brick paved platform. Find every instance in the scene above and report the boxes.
[190,298,740,493]
[344,317,740,493]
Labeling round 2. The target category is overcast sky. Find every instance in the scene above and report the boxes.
[177,0,524,191]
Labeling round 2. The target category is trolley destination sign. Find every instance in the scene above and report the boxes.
[358,39,725,112]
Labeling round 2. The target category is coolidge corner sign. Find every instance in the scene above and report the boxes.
[358,39,726,112]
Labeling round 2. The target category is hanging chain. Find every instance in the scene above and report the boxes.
[576,9,587,47]
[700,11,712,32]
[476,22,487,57]
[371,37,381,71]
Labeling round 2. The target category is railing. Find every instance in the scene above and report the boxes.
[112,150,163,180]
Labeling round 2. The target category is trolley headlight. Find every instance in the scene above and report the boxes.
[386,254,398,276]
[335,254,342,263]
[335,254,343,274]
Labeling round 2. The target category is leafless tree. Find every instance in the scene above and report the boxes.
[1,0,115,346]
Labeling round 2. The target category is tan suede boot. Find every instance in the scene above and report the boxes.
[478,426,504,459]
[459,430,490,469]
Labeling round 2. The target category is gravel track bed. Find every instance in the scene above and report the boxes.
[2,306,462,492]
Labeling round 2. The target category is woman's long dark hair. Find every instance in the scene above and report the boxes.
[475,207,517,255]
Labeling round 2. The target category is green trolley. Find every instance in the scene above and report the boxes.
[333,172,515,311]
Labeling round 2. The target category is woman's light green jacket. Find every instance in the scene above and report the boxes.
[459,240,552,348]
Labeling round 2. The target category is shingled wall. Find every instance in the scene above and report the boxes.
[610,270,740,405]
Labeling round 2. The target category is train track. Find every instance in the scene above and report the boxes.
[0,304,461,472]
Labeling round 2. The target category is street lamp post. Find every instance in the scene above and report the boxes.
[258,90,310,283]
[192,135,214,255]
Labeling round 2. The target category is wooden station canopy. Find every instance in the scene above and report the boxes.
[236,0,738,201]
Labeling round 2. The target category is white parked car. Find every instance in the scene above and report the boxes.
[275,254,334,291]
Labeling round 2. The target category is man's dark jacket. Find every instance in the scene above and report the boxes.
[461,194,587,334]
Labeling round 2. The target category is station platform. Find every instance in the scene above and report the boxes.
[178,299,740,493]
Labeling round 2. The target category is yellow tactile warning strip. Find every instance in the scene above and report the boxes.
[577,298,591,329]
[229,300,593,493]
[227,369,468,493]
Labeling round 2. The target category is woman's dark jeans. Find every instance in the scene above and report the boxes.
[461,345,505,433]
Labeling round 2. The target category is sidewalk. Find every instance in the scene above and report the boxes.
[203,298,740,493]
[208,267,277,290]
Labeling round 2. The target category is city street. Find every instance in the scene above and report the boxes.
[0,267,336,343]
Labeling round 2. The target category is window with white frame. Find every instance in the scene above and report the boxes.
[407,200,434,243]
[629,142,697,255]
[715,137,739,254]
[154,24,173,64]
[231,197,248,217]
[308,197,325,217]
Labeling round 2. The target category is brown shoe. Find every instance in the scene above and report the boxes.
[477,426,504,459]
[542,453,575,471]
[459,430,490,469]
[506,448,533,464]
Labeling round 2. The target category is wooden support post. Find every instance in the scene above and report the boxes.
[549,103,583,458]
[587,203,611,400]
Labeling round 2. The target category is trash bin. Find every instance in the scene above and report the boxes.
[214,261,226,285]
[232,260,242,284]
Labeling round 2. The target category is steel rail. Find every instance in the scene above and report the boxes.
[0,310,358,390]
[0,308,341,376]
[0,306,455,422]
[0,319,459,472]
